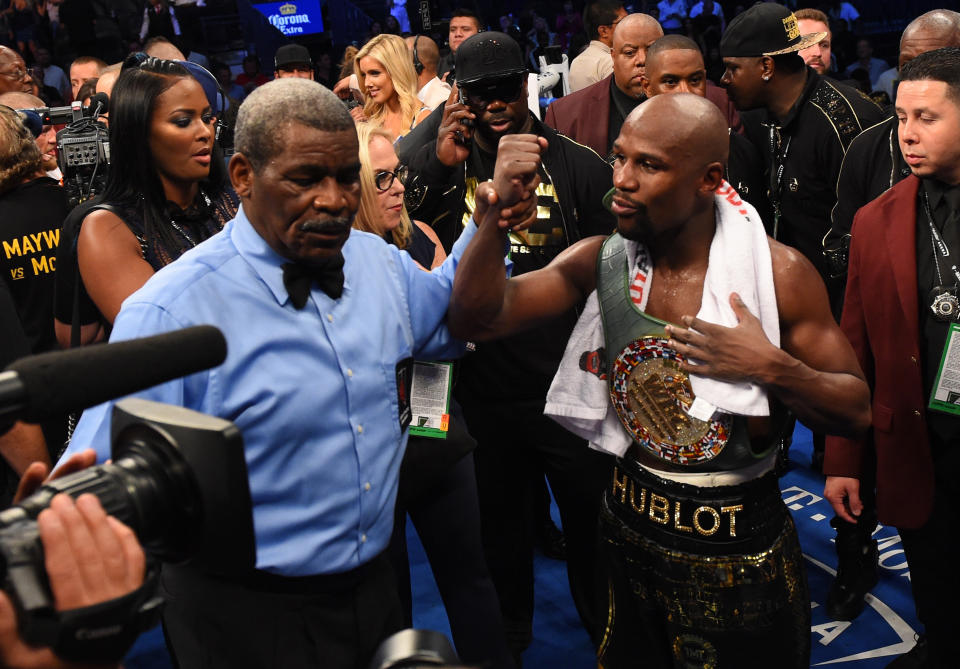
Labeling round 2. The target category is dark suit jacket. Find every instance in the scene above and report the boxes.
[543,75,613,158]
[824,175,935,529]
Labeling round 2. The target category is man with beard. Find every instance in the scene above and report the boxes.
[404,31,617,662]
[61,78,536,669]
[795,8,833,76]
[449,93,870,669]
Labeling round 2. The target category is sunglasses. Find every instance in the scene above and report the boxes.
[374,164,408,192]
[459,75,525,109]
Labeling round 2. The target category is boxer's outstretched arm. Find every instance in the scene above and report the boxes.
[448,134,601,341]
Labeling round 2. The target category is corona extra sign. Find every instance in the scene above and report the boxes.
[253,0,323,36]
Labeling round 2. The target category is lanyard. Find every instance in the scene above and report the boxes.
[923,188,960,287]
[766,124,791,240]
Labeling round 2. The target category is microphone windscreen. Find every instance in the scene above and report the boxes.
[7,326,226,423]
[86,92,110,115]
[15,109,43,138]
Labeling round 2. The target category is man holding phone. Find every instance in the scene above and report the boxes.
[404,30,618,662]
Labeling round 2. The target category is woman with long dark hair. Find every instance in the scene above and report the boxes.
[54,56,238,346]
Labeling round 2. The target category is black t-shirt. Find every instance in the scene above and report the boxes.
[915,178,960,448]
[0,279,31,507]
[607,79,643,158]
[0,177,69,355]
[456,143,581,404]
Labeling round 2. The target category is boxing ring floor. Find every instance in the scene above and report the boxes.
[408,425,922,668]
[122,425,921,668]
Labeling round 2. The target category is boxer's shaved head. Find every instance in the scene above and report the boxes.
[899,10,960,70]
[611,94,727,241]
[626,93,728,166]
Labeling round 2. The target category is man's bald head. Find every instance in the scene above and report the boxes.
[900,10,960,70]
[611,13,664,98]
[626,93,727,166]
[143,37,186,61]
[405,35,440,75]
[0,91,42,108]
[95,65,121,98]
[612,13,663,52]
[612,94,728,241]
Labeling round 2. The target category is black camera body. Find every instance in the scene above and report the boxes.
[18,98,111,208]
[0,398,255,663]
[57,120,110,208]
[56,103,110,209]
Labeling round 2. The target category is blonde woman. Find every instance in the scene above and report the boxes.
[352,34,431,140]
[353,122,513,669]
[354,122,443,268]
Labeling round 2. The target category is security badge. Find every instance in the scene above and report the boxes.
[931,288,960,322]
[609,337,730,465]
[929,323,960,417]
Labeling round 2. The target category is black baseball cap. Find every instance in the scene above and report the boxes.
[455,32,526,86]
[274,44,313,69]
[720,3,827,58]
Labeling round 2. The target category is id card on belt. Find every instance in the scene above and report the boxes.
[408,361,453,439]
[929,323,960,416]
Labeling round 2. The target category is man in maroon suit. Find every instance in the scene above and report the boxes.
[545,13,662,158]
[545,14,741,159]
[824,47,960,669]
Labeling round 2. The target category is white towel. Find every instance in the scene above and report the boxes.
[544,183,779,458]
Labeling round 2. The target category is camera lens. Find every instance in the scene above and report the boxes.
[3,423,203,563]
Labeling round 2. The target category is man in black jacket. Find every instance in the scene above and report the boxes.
[404,32,617,663]
[826,9,960,267]
[720,2,883,304]
[720,2,885,628]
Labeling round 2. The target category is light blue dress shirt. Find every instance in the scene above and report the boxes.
[64,206,478,576]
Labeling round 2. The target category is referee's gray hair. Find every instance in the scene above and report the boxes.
[235,79,354,170]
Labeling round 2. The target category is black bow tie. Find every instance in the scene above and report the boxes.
[282,256,345,308]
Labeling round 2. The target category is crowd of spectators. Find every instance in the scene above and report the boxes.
[346,0,896,103]
[0,0,908,116]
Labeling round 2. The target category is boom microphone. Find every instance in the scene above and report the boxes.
[18,93,110,127]
[0,326,227,425]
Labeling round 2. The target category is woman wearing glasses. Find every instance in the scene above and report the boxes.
[353,122,513,668]
[352,34,430,141]
[54,56,237,347]
[353,122,443,268]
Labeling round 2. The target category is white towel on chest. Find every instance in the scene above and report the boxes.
[544,183,779,458]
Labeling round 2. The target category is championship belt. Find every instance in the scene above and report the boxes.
[597,234,736,467]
